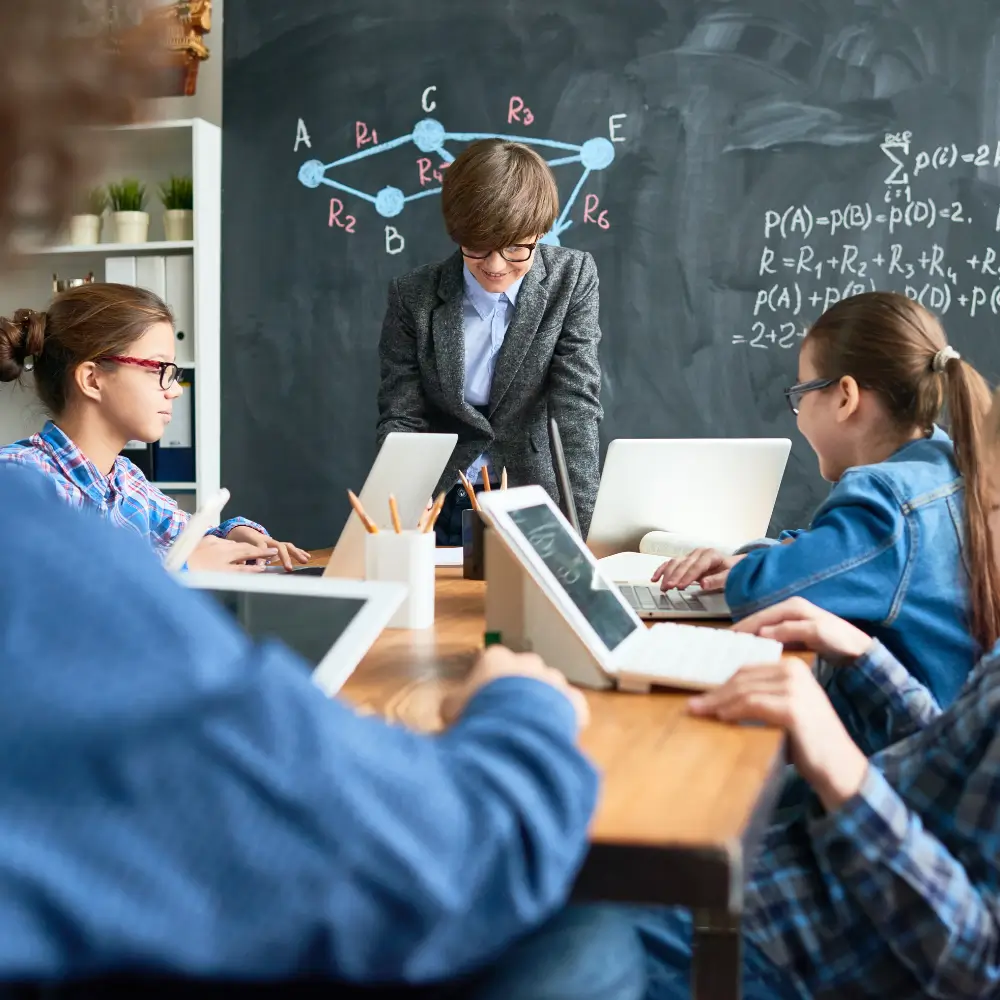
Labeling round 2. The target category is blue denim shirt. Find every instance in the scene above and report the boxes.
[726,427,974,707]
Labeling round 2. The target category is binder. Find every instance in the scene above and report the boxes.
[136,255,166,299]
[165,254,195,365]
[105,256,137,285]
[153,370,195,483]
[123,439,155,479]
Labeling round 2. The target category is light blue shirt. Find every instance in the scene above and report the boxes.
[462,263,523,485]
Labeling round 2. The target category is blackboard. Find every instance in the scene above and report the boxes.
[222,0,1000,547]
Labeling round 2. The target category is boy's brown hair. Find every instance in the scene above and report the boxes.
[441,140,559,250]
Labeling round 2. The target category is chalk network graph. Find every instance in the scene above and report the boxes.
[297,117,616,245]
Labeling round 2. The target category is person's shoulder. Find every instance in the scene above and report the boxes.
[537,243,596,280]
[840,431,962,509]
[0,434,60,474]
[392,252,460,297]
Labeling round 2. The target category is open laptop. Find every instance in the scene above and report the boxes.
[182,572,406,695]
[587,438,791,558]
[549,429,740,619]
[275,431,457,579]
[582,438,790,619]
[477,486,782,691]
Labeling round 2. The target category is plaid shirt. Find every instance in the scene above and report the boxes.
[745,639,1000,998]
[0,421,266,557]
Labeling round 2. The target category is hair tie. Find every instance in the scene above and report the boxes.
[931,346,960,373]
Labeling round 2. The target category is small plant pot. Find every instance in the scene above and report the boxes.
[113,211,150,244]
[163,209,193,242]
[69,214,102,246]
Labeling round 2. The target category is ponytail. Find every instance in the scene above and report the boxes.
[808,291,1000,655]
[0,308,46,383]
[943,356,1000,653]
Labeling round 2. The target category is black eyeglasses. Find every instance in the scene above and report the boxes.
[783,378,838,415]
[461,243,537,264]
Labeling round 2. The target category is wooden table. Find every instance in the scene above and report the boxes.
[316,551,788,999]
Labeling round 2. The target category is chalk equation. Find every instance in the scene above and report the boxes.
[294,93,625,255]
[739,128,1000,350]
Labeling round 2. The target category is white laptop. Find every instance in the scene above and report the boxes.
[277,431,458,579]
[586,438,791,559]
[182,572,406,695]
[583,438,790,620]
[478,486,782,692]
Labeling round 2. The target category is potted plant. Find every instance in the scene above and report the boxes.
[107,178,149,243]
[159,175,194,241]
[68,188,107,246]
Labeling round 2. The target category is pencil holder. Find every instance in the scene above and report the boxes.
[462,508,486,581]
[364,530,435,629]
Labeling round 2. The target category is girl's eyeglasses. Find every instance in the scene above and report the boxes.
[783,377,837,415]
[98,355,186,390]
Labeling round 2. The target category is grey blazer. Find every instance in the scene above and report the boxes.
[377,245,603,534]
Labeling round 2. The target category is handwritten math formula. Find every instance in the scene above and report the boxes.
[293,88,627,255]
[738,130,1000,350]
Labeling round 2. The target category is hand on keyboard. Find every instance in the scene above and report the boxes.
[651,549,745,592]
[732,597,874,661]
[688,658,869,812]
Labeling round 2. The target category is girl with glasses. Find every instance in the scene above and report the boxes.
[655,291,997,713]
[0,282,308,572]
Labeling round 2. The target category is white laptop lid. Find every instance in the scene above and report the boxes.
[181,572,406,695]
[326,432,458,579]
[586,438,792,558]
[479,486,651,675]
[164,488,231,572]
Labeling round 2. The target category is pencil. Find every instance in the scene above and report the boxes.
[347,489,379,534]
[388,494,402,534]
[458,470,480,512]
[481,465,492,492]
[423,491,447,533]
[417,500,432,532]
[501,467,508,491]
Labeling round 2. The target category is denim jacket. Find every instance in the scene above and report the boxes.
[726,427,974,707]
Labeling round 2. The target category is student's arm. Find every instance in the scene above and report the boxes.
[725,469,904,621]
[693,654,1000,998]
[807,763,1000,998]
[141,478,265,555]
[823,640,941,756]
[184,660,598,983]
[377,277,429,444]
[547,253,602,533]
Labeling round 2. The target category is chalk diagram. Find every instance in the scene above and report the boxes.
[297,117,616,245]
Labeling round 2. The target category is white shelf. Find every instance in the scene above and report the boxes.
[154,481,197,491]
[106,119,199,133]
[25,240,194,256]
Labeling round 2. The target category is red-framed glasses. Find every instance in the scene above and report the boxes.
[98,355,185,390]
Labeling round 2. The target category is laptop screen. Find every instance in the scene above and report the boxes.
[508,503,638,651]
[204,590,368,667]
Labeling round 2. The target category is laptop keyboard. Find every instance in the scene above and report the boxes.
[618,583,707,613]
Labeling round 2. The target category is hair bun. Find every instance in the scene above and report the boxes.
[0,308,46,382]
